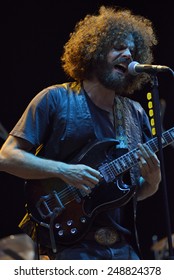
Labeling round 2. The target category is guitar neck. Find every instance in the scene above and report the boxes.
[146,128,174,153]
[99,127,174,182]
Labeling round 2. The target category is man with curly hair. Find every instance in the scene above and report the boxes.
[0,6,161,259]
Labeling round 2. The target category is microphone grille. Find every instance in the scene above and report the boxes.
[128,61,139,75]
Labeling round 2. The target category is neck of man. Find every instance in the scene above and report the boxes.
[83,78,117,113]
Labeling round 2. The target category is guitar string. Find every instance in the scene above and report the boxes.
[46,189,77,204]
[45,187,81,207]
[105,131,172,176]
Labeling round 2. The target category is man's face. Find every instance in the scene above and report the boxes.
[94,34,136,93]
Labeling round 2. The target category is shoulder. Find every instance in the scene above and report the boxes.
[34,82,83,101]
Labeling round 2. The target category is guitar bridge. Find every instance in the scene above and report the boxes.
[36,190,65,219]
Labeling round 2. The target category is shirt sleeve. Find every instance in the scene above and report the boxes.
[9,88,56,147]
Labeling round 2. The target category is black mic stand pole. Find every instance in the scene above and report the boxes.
[150,74,174,259]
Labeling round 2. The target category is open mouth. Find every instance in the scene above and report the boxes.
[114,64,127,74]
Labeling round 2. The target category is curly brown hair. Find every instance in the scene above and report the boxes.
[61,6,158,93]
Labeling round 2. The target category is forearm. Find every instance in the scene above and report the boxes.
[0,148,65,180]
[0,139,101,192]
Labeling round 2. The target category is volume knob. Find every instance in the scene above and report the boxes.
[70,228,77,234]
[80,217,87,223]
[58,230,64,236]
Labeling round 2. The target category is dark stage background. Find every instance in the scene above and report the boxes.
[0,0,174,259]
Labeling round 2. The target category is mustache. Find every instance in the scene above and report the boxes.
[113,57,132,66]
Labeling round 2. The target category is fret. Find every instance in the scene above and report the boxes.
[129,150,139,163]
[165,130,174,143]
[122,153,134,168]
[148,139,158,152]
[147,128,174,153]
[110,161,122,176]
[112,149,138,175]
[114,162,122,173]
[109,162,119,175]
[99,163,115,182]
[124,155,133,165]
[117,158,126,169]
[99,127,174,183]
[120,155,129,168]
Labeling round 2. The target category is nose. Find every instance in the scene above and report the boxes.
[121,48,132,59]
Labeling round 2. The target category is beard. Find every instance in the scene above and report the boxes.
[94,60,134,95]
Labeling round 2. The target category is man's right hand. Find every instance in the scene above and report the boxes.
[57,162,102,194]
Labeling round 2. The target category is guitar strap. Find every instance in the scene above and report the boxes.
[113,96,128,149]
[114,96,142,257]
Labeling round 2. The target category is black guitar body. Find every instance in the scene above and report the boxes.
[25,139,135,245]
[25,127,174,245]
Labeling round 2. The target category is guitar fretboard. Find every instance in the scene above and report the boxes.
[99,127,174,183]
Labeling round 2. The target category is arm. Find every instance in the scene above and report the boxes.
[136,143,161,201]
[0,135,101,193]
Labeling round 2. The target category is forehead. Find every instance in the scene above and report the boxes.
[113,33,135,48]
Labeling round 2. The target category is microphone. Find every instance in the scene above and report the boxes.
[128,61,170,76]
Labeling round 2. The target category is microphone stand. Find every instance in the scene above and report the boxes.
[150,74,174,259]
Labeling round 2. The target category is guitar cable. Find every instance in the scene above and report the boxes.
[49,208,62,254]
[34,222,41,260]
[132,193,143,259]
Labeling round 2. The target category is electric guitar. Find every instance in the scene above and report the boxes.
[25,127,174,245]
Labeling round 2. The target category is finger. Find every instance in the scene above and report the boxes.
[138,158,148,178]
[138,144,159,166]
[81,180,96,189]
[82,168,102,184]
[80,184,92,194]
[87,166,103,179]
[138,156,147,169]
[138,143,150,158]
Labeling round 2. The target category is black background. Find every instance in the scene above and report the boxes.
[0,0,174,259]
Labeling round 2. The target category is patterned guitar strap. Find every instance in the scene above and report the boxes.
[113,95,142,258]
[113,95,128,149]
